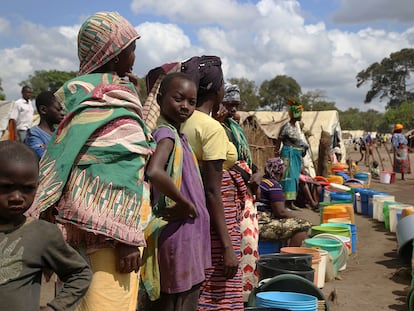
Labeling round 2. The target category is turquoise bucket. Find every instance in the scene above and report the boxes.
[304,238,343,272]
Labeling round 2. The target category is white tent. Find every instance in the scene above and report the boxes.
[0,101,14,138]
[238,110,346,177]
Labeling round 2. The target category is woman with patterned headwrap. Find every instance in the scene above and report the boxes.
[27,12,155,311]
[274,99,309,210]
[257,158,312,247]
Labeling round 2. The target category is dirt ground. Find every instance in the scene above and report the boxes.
[41,142,413,311]
[309,143,414,311]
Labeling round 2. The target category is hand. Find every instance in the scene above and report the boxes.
[125,72,139,87]
[115,243,142,273]
[159,201,198,222]
[40,306,54,311]
[213,103,228,123]
[222,246,239,279]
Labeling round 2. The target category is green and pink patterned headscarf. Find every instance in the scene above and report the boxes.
[77,11,140,75]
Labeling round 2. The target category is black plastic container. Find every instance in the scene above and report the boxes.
[257,260,314,282]
[258,253,313,267]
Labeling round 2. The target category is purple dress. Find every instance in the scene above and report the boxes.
[152,127,212,294]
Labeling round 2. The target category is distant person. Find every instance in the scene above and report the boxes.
[0,141,92,311]
[330,143,342,163]
[371,160,380,179]
[25,91,64,159]
[274,98,309,210]
[391,123,411,180]
[9,86,34,142]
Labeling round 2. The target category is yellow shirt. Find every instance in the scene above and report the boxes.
[182,110,237,170]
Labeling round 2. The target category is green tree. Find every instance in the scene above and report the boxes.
[0,78,5,100]
[228,77,259,111]
[20,70,77,97]
[258,75,301,111]
[356,48,414,109]
[339,108,364,130]
[383,101,414,130]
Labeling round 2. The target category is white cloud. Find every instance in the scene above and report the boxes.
[0,17,10,34]
[1,0,413,113]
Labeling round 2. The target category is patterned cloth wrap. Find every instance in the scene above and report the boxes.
[27,73,155,247]
[77,11,140,75]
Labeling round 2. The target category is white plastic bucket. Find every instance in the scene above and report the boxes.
[380,171,395,184]
[373,195,395,221]
[316,249,328,289]
[390,204,413,233]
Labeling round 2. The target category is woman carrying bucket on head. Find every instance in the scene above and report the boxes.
[391,123,411,180]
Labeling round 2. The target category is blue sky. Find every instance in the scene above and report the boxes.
[1,0,413,111]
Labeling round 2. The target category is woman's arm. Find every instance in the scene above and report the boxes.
[270,200,293,219]
[146,137,197,220]
[202,160,238,279]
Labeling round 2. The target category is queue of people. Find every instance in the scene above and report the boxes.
[1,9,411,311]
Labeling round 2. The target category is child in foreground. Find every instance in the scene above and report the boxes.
[0,141,92,311]
[143,72,211,310]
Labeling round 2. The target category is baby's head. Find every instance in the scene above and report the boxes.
[0,141,39,225]
[157,72,197,126]
[372,160,379,168]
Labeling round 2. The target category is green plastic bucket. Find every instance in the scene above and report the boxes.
[303,238,343,272]
[311,225,350,238]
[383,201,401,231]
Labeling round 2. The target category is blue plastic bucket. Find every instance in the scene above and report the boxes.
[358,188,374,215]
[352,188,365,214]
[330,192,352,202]
[256,291,318,310]
[335,171,350,181]
[354,172,369,184]
[259,240,284,255]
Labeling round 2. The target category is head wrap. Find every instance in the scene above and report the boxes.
[288,98,304,119]
[181,55,223,97]
[265,157,285,180]
[78,11,140,75]
[223,83,241,102]
[394,123,404,131]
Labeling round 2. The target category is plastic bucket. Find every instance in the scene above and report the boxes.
[246,274,327,310]
[368,191,388,218]
[259,253,313,267]
[330,192,352,202]
[373,195,395,221]
[279,247,321,286]
[380,171,395,184]
[358,188,375,215]
[390,204,414,233]
[256,260,314,282]
[321,205,350,224]
[328,218,351,224]
[303,238,343,273]
[383,201,401,231]
[256,291,318,310]
[323,223,357,253]
[258,240,284,255]
[311,225,350,238]
[316,249,328,288]
[354,172,371,187]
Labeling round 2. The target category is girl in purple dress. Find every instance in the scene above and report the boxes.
[144,72,211,311]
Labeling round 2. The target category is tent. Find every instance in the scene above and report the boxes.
[238,110,346,177]
[0,101,14,139]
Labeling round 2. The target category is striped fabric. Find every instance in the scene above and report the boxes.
[197,168,245,311]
